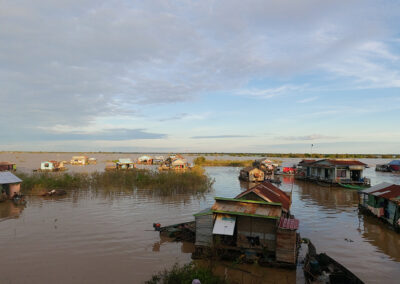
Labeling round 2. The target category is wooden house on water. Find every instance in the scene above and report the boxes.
[137,155,153,165]
[40,161,66,172]
[0,162,16,172]
[88,158,97,165]
[239,167,265,182]
[171,158,189,170]
[359,182,400,231]
[296,159,369,185]
[70,156,88,165]
[116,159,135,170]
[193,181,299,266]
[0,171,22,200]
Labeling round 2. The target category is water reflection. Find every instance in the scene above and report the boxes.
[0,163,398,283]
[0,201,25,221]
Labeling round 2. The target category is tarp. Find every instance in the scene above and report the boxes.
[212,214,236,236]
[389,160,400,166]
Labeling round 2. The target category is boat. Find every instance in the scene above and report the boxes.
[338,183,369,190]
[304,241,364,284]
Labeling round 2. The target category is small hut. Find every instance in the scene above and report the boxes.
[137,155,153,165]
[359,182,400,230]
[116,159,135,170]
[239,167,265,182]
[40,161,65,172]
[70,156,88,165]
[0,162,16,172]
[171,159,189,170]
[0,171,22,199]
[88,158,97,165]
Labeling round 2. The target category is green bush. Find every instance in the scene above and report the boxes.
[146,263,226,284]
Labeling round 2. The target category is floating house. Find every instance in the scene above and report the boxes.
[295,160,316,179]
[40,161,66,172]
[275,163,296,175]
[296,159,369,185]
[253,159,275,174]
[0,162,16,172]
[388,160,400,172]
[235,181,291,213]
[70,156,88,165]
[239,167,265,182]
[153,156,165,164]
[171,158,189,170]
[88,158,97,165]
[359,182,400,231]
[193,181,299,266]
[137,155,153,165]
[0,171,22,200]
[116,159,135,170]
[376,160,400,172]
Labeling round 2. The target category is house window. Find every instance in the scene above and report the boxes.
[337,169,346,177]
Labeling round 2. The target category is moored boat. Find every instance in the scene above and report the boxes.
[304,241,364,284]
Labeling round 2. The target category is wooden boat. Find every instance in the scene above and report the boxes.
[338,183,369,190]
[156,221,195,242]
[304,242,364,284]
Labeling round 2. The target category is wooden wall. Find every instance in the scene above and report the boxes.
[276,228,297,264]
[236,216,277,252]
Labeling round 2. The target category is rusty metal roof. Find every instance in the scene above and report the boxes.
[362,182,400,203]
[278,217,299,230]
[308,159,366,167]
[235,181,291,212]
[0,171,22,184]
[211,198,282,219]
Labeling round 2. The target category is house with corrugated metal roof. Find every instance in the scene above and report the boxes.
[359,182,400,231]
[70,156,88,165]
[299,159,369,185]
[0,162,16,172]
[137,155,153,165]
[0,171,22,200]
[239,167,265,182]
[116,158,135,170]
[193,181,299,266]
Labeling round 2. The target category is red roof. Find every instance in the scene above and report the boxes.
[366,184,400,202]
[326,159,366,166]
[305,159,366,167]
[235,181,291,211]
[278,217,299,230]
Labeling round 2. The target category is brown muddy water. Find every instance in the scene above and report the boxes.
[0,154,399,283]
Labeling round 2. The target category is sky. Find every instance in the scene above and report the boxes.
[1,0,400,153]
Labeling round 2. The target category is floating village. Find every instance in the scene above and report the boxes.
[0,155,400,283]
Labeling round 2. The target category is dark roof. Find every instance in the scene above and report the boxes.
[235,181,291,211]
[0,171,22,184]
[362,182,400,203]
[211,198,282,219]
[278,217,299,230]
[306,159,366,167]
[0,162,15,166]
[298,159,316,165]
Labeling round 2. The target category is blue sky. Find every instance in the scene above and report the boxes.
[0,0,399,153]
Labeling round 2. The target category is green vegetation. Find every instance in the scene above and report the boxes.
[18,167,213,196]
[194,156,254,167]
[145,263,227,284]
[190,153,400,159]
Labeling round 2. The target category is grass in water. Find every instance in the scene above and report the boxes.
[18,166,213,196]
[194,156,254,167]
[146,263,226,284]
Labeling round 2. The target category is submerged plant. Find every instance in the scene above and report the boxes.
[145,263,226,284]
[18,168,213,196]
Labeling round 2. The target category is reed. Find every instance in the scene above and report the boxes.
[145,263,226,284]
[194,156,254,167]
[18,168,213,196]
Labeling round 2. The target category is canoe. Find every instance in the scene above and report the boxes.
[338,183,369,190]
[304,241,364,284]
